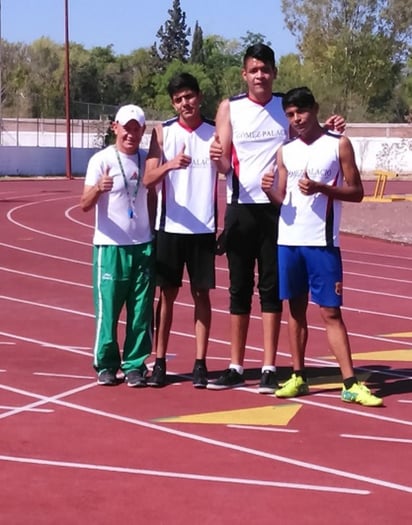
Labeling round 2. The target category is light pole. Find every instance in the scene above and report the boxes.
[64,0,72,179]
[0,0,3,146]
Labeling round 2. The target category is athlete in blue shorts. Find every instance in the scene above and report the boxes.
[262,87,382,407]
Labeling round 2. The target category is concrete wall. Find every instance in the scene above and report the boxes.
[0,132,411,178]
[0,146,99,177]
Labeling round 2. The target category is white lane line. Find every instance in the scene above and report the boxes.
[65,204,93,229]
[288,397,412,427]
[0,298,95,320]
[0,326,410,390]
[341,434,412,444]
[228,425,298,433]
[0,406,53,413]
[342,248,412,263]
[344,286,411,300]
[343,257,412,271]
[0,243,91,266]
[6,198,91,246]
[345,270,412,284]
[34,372,95,380]
[0,331,92,357]
[0,455,369,495]
[0,267,91,288]
[0,382,411,494]
[1,262,412,323]
[1,328,409,429]
[0,382,96,420]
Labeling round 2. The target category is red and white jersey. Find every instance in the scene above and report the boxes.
[228,93,288,204]
[85,145,152,246]
[155,117,218,234]
[278,132,343,247]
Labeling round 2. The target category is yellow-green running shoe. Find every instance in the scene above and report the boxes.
[275,373,309,398]
[341,382,383,407]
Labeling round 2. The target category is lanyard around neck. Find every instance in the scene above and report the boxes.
[114,147,141,219]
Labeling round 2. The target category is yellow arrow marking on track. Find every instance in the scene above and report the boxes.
[322,349,411,362]
[380,332,412,338]
[350,349,411,362]
[309,382,342,391]
[153,404,302,426]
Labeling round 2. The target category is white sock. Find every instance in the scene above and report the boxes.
[261,365,276,373]
[229,364,244,375]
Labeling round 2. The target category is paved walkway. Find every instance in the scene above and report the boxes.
[341,179,412,245]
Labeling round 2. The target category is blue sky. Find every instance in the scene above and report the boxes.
[1,0,297,58]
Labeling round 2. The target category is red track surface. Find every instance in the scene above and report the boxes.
[1,179,411,524]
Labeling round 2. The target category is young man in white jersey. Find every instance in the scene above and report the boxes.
[143,73,218,388]
[80,104,155,387]
[262,86,382,407]
[208,43,344,393]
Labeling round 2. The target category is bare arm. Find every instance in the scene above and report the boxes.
[147,186,157,232]
[298,136,364,202]
[209,99,232,175]
[79,167,113,212]
[143,124,191,189]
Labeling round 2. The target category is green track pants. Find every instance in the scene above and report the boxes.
[92,242,155,374]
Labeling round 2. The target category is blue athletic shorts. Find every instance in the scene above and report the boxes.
[278,245,343,307]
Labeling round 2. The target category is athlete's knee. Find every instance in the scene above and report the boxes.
[320,306,343,323]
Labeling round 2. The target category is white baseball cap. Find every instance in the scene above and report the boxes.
[115,104,145,126]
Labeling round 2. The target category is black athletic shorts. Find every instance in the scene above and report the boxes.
[155,230,216,289]
[224,203,282,314]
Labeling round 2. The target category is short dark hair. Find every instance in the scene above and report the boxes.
[167,72,200,98]
[243,43,275,69]
[282,87,316,110]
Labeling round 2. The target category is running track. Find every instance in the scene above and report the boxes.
[1,179,411,524]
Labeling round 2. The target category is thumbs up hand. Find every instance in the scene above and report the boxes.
[210,133,223,161]
[171,143,192,170]
[298,169,317,195]
[98,166,114,193]
[261,163,277,193]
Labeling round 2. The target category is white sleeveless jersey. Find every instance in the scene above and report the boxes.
[228,93,288,204]
[85,145,152,246]
[155,117,218,234]
[278,132,343,247]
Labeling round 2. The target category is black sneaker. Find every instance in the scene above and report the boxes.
[125,369,147,388]
[147,364,167,387]
[192,363,208,388]
[258,370,279,394]
[97,369,117,386]
[206,368,245,390]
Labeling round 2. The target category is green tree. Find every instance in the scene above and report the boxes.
[201,35,242,100]
[0,41,31,116]
[190,21,205,64]
[26,38,64,117]
[147,60,217,120]
[240,31,272,52]
[398,57,412,122]
[155,0,191,68]
[281,0,412,121]
[275,53,305,93]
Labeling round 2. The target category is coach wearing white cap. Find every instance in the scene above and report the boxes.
[80,104,155,388]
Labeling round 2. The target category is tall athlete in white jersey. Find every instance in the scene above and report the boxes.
[262,86,382,407]
[209,44,346,393]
